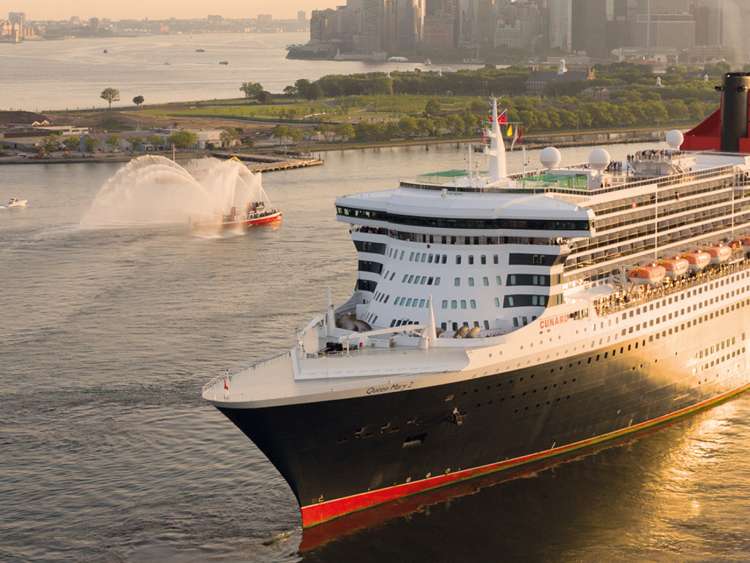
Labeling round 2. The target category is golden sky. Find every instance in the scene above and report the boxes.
[0,0,341,20]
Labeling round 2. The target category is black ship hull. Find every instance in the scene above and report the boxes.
[217,313,750,527]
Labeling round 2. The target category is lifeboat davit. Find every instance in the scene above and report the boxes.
[679,251,711,272]
[657,257,689,279]
[628,264,666,285]
[705,245,731,265]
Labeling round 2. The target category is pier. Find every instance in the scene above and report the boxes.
[211,151,324,173]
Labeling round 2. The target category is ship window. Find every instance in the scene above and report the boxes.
[481,255,487,265]
[421,254,427,263]
[406,298,413,307]
[494,255,499,264]
[495,297,501,307]
[496,276,502,286]
[483,277,490,287]
[461,300,467,309]
[470,300,477,309]
[441,255,447,264]
[420,276,427,284]
[442,300,448,309]
[428,254,434,264]
[469,255,475,265]
[419,299,426,308]
[435,277,441,286]
[513,317,519,328]
[469,277,475,287]
[484,321,490,330]
[454,277,461,287]
[456,256,462,265]
[409,252,415,261]
[428,277,434,285]
[451,300,458,310]
[407,275,415,283]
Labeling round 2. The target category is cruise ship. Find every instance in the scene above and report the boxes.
[203,73,750,529]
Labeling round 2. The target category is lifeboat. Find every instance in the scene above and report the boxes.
[679,251,711,272]
[628,264,666,286]
[657,257,689,279]
[705,245,731,265]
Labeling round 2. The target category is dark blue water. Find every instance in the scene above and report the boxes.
[1,144,748,562]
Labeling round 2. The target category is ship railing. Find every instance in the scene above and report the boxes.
[402,165,736,197]
[201,351,291,398]
[593,257,750,317]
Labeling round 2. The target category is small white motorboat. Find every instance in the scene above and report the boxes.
[7,198,28,208]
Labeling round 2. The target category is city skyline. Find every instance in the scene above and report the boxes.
[0,1,341,20]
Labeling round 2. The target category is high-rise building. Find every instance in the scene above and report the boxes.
[8,12,25,25]
[355,0,385,53]
[393,0,424,52]
[631,0,695,50]
[494,0,542,52]
[571,0,608,58]
[548,0,572,52]
[422,0,458,50]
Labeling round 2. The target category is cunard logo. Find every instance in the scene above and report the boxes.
[540,315,569,330]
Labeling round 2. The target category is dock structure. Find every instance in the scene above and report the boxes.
[212,151,324,173]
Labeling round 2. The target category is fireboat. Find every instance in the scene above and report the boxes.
[191,201,282,232]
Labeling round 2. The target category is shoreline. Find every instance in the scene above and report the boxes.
[0,126,669,167]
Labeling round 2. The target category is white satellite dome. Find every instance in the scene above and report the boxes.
[666,129,684,150]
[540,146,562,170]
[588,148,611,172]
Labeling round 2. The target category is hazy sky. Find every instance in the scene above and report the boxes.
[0,1,341,20]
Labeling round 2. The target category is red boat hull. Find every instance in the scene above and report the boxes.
[192,211,282,231]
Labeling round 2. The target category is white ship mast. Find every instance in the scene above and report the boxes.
[486,98,507,183]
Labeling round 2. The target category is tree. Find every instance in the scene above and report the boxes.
[294,79,323,100]
[220,128,239,147]
[336,123,355,141]
[147,134,163,147]
[424,98,441,117]
[100,87,120,110]
[283,85,298,98]
[42,136,60,154]
[240,82,265,101]
[132,95,145,108]
[83,137,96,153]
[106,134,120,151]
[129,136,144,150]
[257,90,272,104]
[62,136,80,151]
[167,130,198,149]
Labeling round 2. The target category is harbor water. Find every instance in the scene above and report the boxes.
[0,32,448,112]
[1,143,749,562]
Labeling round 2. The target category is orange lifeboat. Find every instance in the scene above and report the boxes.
[679,251,711,272]
[628,264,666,285]
[657,257,689,279]
[706,245,731,265]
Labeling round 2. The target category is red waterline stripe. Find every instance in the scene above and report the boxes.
[300,383,750,528]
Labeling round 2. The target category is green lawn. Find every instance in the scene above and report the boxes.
[141,95,484,123]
